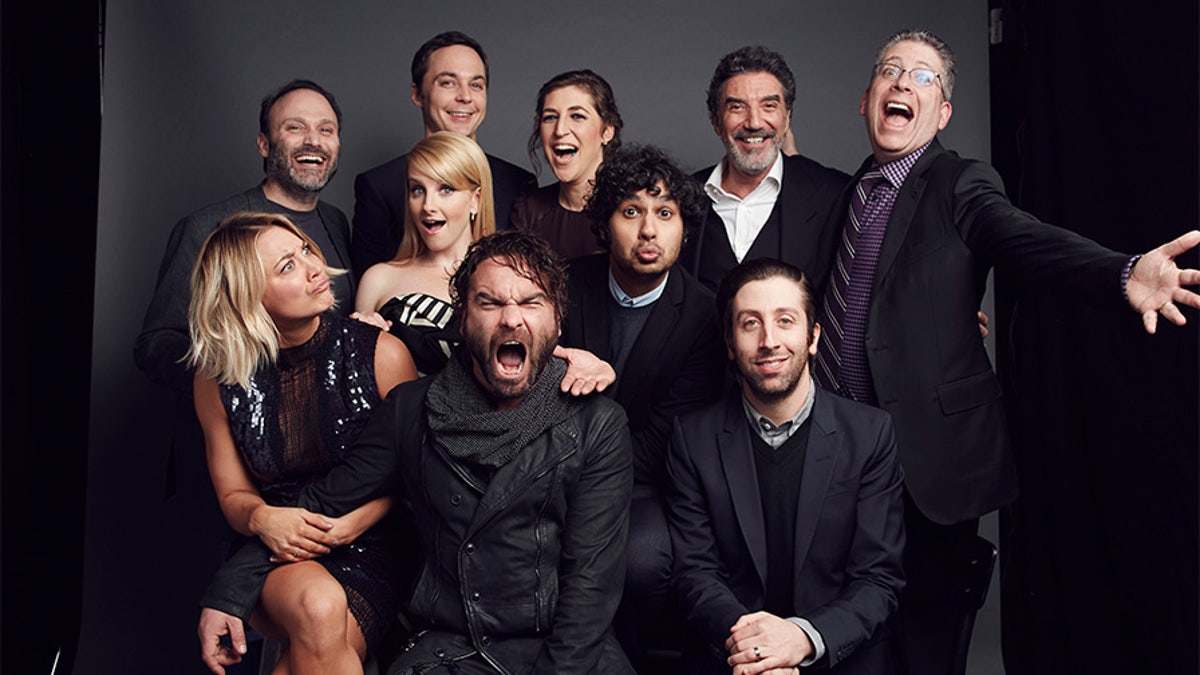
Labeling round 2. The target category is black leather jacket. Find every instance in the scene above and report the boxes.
[203,376,635,674]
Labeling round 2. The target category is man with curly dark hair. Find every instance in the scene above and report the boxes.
[563,144,726,667]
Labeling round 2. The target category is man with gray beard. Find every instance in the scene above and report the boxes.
[680,46,848,292]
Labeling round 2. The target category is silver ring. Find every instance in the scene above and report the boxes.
[1160,301,1174,312]
[754,645,762,660]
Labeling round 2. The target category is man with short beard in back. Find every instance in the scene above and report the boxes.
[133,82,355,636]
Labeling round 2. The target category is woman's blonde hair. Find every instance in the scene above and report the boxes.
[186,212,341,388]
[395,131,495,262]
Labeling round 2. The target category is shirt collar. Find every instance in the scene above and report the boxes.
[704,151,784,201]
[608,267,669,308]
[742,377,816,449]
[875,140,932,189]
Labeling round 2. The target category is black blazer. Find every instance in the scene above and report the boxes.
[813,139,1130,524]
[681,153,848,290]
[561,255,726,485]
[350,151,536,276]
[667,386,905,674]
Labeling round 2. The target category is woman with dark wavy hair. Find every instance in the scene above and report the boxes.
[511,69,623,260]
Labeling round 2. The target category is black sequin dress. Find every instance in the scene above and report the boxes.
[219,313,403,649]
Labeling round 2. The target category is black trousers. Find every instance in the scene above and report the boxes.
[893,493,980,675]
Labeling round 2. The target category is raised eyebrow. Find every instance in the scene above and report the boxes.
[274,250,297,270]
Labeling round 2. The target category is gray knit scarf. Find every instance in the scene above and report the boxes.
[426,351,578,467]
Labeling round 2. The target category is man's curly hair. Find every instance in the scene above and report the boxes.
[583,144,706,250]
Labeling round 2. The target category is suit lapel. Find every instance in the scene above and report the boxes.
[791,390,840,570]
[718,393,769,587]
[578,264,613,361]
[875,139,943,285]
[777,157,819,269]
[616,268,683,405]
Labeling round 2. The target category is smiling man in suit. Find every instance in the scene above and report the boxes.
[561,144,726,667]
[681,46,849,292]
[350,31,536,276]
[811,29,1200,674]
[667,258,905,675]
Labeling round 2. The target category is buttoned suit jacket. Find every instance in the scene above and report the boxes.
[561,255,726,485]
[350,152,536,276]
[681,153,849,291]
[812,139,1129,524]
[667,386,905,674]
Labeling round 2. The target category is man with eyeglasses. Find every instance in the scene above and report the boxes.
[680,45,849,293]
[809,29,1200,674]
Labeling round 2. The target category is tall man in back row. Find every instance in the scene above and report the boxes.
[351,31,536,275]
[811,29,1200,673]
[681,46,848,292]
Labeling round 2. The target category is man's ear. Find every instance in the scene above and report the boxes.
[937,100,953,130]
[257,132,270,159]
[410,82,423,110]
[809,322,822,356]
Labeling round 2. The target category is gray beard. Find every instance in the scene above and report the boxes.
[725,138,781,176]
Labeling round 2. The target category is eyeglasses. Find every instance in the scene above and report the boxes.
[874,63,942,91]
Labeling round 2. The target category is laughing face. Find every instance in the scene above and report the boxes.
[861,39,953,163]
[729,275,819,404]
[258,88,340,197]
[607,182,684,297]
[713,71,790,179]
[406,168,480,256]
[412,44,488,139]
[461,258,561,409]
[538,84,614,189]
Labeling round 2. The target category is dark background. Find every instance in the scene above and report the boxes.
[2,1,1195,674]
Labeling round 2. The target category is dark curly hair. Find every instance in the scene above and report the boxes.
[705,46,796,120]
[526,69,623,174]
[450,231,569,324]
[583,144,706,250]
[715,258,816,345]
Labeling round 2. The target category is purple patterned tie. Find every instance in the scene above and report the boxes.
[814,170,888,403]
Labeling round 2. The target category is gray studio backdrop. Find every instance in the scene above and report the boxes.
[83,1,994,672]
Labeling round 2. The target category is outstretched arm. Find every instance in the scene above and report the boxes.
[1126,230,1200,333]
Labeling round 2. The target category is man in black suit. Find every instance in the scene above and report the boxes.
[681,46,848,292]
[561,145,725,666]
[812,29,1200,673]
[667,258,905,675]
[350,31,536,276]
